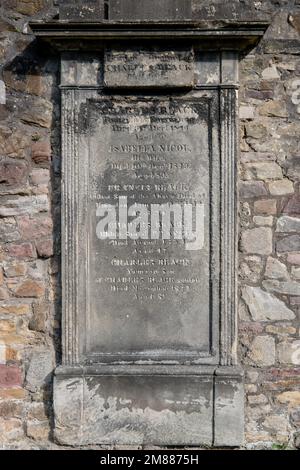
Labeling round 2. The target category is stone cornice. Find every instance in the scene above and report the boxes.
[29,20,269,51]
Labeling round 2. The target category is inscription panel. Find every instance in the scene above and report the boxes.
[81,97,218,362]
[104,49,195,88]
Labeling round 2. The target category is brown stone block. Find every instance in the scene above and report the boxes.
[0,304,31,315]
[0,319,16,333]
[254,199,277,215]
[6,242,36,259]
[0,161,28,187]
[36,238,53,258]
[18,215,53,240]
[0,387,27,399]
[0,364,22,388]
[15,0,46,16]
[0,287,9,300]
[31,141,51,165]
[14,279,45,298]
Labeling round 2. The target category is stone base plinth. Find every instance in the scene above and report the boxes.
[54,365,244,447]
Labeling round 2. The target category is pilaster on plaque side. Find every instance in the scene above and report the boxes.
[220,87,238,367]
[61,88,78,365]
[61,86,99,365]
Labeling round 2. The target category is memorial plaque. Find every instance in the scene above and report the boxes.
[29,0,269,444]
[81,96,218,362]
[104,49,195,88]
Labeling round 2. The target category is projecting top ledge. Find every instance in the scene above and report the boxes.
[29,19,269,51]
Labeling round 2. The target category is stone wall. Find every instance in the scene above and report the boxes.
[0,0,299,449]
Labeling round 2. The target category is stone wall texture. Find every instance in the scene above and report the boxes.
[0,0,299,449]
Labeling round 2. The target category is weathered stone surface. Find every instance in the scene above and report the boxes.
[248,394,268,405]
[109,0,192,21]
[0,319,16,333]
[278,341,300,366]
[29,169,50,186]
[240,256,263,284]
[268,179,294,196]
[259,101,288,118]
[104,48,195,88]
[276,235,300,253]
[0,417,24,442]
[241,152,275,164]
[0,304,30,316]
[287,253,300,265]
[276,216,300,233]
[29,302,48,333]
[27,260,46,280]
[253,216,273,227]
[31,141,51,165]
[3,70,45,97]
[265,257,289,280]
[0,365,22,388]
[240,106,255,120]
[291,266,300,280]
[248,336,276,367]
[262,415,288,436]
[266,325,297,337]
[254,199,277,215]
[0,161,28,188]
[277,392,300,408]
[241,286,295,322]
[242,162,283,181]
[240,227,273,255]
[27,402,48,421]
[294,432,300,450]
[6,242,36,259]
[53,370,232,447]
[18,215,53,240]
[214,370,244,447]
[263,279,300,296]
[15,0,47,16]
[35,238,53,258]
[59,0,104,20]
[14,279,45,298]
[0,218,20,243]
[245,122,268,140]
[283,194,300,216]
[0,400,23,419]
[0,126,30,159]
[26,420,50,441]
[0,195,49,217]
[262,65,280,80]
[240,181,268,199]
[20,98,53,128]
[3,262,27,278]
[239,202,251,228]
[25,349,54,393]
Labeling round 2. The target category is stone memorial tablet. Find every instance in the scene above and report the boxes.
[82,97,216,361]
[30,1,269,445]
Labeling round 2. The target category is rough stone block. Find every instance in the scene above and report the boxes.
[240,227,273,255]
[0,365,22,388]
